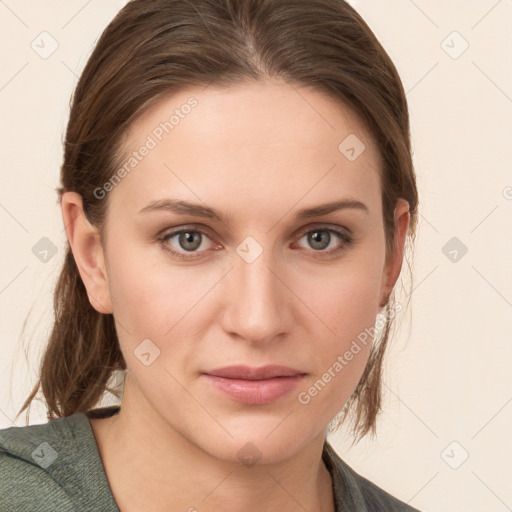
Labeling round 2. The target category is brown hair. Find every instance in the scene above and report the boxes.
[17,0,418,442]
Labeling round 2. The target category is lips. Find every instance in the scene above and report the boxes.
[202,365,307,405]
[203,365,306,380]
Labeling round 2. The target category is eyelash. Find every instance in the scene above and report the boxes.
[156,225,354,261]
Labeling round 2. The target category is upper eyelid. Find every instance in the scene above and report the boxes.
[160,223,350,239]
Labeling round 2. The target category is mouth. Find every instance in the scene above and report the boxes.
[203,364,306,380]
[202,365,307,405]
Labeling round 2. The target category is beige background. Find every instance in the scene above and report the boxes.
[1,1,511,511]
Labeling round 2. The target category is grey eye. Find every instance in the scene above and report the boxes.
[307,230,332,250]
[177,231,203,251]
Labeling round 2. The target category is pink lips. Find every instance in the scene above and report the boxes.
[203,365,306,405]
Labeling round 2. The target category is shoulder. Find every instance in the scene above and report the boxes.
[0,409,119,512]
[323,441,421,512]
[348,465,420,511]
[0,419,77,511]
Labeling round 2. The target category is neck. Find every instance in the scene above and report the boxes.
[90,374,335,512]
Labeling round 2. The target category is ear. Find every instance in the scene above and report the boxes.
[60,191,113,314]
[379,198,410,310]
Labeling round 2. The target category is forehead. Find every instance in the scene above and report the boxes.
[109,79,382,220]
[125,79,377,154]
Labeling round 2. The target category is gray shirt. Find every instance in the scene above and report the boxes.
[0,405,420,511]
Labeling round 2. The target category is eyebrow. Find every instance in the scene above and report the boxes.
[138,198,369,221]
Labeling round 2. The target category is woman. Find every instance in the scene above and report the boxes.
[0,0,420,510]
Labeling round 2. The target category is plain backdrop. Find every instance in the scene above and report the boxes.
[1,1,511,511]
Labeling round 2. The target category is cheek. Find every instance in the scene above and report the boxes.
[291,253,383,407]
[293,252,384,339]
[106,243,223,348]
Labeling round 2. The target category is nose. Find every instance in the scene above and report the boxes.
[220,246,295,346]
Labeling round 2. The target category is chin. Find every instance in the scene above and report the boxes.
[198,425,316,466]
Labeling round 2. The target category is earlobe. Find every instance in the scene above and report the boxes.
[60,191,113,314]
[379,199,410,309]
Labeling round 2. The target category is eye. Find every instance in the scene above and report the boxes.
[294,226,354,256]
[158,228,218,260]
[156,224,354,261]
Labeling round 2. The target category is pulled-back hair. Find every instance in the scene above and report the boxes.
[17,0,418,442]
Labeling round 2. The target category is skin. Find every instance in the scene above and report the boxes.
[61,79,410,512]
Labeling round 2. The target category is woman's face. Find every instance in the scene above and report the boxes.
[94,79,408,463]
